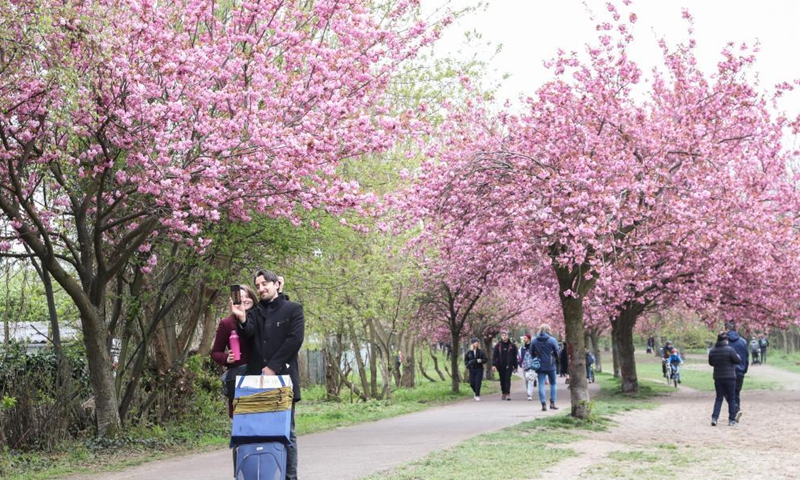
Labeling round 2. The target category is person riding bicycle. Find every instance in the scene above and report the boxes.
[661,341,674,377]
[668,348,683,383]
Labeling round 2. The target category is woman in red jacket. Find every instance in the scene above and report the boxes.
[211,284,258,417]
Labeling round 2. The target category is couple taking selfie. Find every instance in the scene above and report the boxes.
[210,269,304,480]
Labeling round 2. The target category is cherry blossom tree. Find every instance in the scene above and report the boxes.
[0,0,440,436]
[404,2,799,417]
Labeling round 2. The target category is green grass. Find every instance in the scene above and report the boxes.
[762,349,800,374]
[361,370,665,480]
[296,379,498,435]
[1,376,495,480]
[585,445,700,479]
[630,352,780,392]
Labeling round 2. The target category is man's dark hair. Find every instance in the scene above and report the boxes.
[253,269,279,284]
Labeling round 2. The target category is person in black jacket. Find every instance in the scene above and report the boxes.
[492,330,518,401]
[725,321,749,418]
[708,332,743,426]
[464,338,488,401]
[234,269,304,480]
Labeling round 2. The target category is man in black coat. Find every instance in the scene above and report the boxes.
[234,269,304,480]
[708,332,743,426]
[492,330,518,401]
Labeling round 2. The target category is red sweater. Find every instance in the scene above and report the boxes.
[210,315,251,368]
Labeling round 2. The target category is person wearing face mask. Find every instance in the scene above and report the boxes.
[211,284,258,418]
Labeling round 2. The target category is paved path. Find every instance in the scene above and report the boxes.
[60,374,577,480]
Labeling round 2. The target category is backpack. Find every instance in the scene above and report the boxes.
[521,347,540,371]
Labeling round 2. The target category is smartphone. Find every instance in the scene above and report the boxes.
[230,284,241,305]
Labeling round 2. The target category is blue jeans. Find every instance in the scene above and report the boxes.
[712,378,738,422]
[537,369,557,404]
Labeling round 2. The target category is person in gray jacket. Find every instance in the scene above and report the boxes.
[708,332,743,426]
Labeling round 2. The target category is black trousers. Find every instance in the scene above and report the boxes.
[498,368,513,394]
[712,378,738,421]
[734,375,744,411]
[468,368,484,396]
[286,403,297,480]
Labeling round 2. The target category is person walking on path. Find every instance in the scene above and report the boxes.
[759,335,769,364]
[708,331,743,426]
[492,330,518,401]
[532,324,560,411]
[518,334,538,400]
[233,269,305,480]
[558,342,569,382]
[210,285,258,418]
[465,338,488,401]
[726,321,749,418]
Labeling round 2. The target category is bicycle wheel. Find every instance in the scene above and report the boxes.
[672,369,678,388]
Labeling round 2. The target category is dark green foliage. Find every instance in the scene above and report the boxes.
[0,341,93,451]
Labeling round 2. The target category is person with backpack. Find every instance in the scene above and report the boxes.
[749,337,761,365]
[759,335,769,364]
[464,338,488,401]
[585,349,596,383]
[492,330,518,401]
[518,334,540,401]
[532,324,560,411]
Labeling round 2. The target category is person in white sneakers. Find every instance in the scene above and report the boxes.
[465,337,488,401]
[518,334,539,400]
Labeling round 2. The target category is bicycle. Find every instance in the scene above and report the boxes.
[668,363,680,388]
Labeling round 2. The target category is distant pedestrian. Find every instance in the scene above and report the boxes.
[726,321,749,418]
[759,335,769,364]
[749,337,761,365]
[465,338,488,401]
[492,330,518,401]
[559,342,569,380]
[708,331,743,426]
[518,334,538,400]
[532,324,560,411]
[647,335,655,354]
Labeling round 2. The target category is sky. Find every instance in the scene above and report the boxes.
[427,0,800,114]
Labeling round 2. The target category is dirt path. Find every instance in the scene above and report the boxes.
[541,359,800,479]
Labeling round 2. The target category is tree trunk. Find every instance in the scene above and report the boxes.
[82,306,121,437]
[449,329,460,393]
[611,323,621,378]
[615,303,643,394]
[368,329,379,398]
[429,346,447,381]
[482,336,495,380]
[590,330,602,373]
[400,339,415,388]
[555,263,591,419]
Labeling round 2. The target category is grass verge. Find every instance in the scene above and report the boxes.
[1,377,495,480]
[761,349,800,374]
[633,352,780,392]
[361,371,664,480]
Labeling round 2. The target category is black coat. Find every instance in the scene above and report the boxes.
[238,295,305,401]
[492,341,518,370]
[708,341,741,380]
[464,348,488,370]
